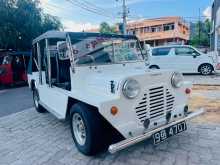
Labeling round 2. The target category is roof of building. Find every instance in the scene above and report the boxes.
[127,16,188,29]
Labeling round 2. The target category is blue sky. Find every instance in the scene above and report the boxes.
[40,0,213,31]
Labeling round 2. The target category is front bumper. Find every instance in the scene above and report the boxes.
[108,108,204,154]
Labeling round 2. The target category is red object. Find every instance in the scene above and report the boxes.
[0,64,13,85]
[185,88,191,94]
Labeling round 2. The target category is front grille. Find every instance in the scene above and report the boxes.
[135,86,175,123]
[149,86,165,119]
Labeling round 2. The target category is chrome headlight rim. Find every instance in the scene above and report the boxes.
[122,78,141,99]
[171,72,184,88]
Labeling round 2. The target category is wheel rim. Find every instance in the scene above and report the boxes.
[72,113,86,146]
[34,91,39,108]
[201,65,211,75]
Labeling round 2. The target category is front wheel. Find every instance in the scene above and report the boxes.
[33,89,46,113]
[199,64,213,75]
[70,103,106,155]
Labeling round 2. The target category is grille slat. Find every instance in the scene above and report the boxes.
[149,95,164,101]
[149,98,164,104]
[150,105,164,112]
[136,109,147,113]
[135,105,146,110]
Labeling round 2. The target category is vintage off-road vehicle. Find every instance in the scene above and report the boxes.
[28,31,204,155]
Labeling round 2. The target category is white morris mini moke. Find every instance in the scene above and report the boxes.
[28,31,204,155]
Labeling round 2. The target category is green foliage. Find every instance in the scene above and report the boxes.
[99,22,116,34]
[0,0,63,51]
[190,19,211,47]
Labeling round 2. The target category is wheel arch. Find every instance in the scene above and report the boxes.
[198,63,214,73]
[66,97,99,120]
[149,65,160,69]
[66,97,125,141]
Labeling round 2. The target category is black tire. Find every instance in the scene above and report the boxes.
[33,89,46,113]
[199,64,213,75]
[70,103,105,156]
[149,65,160,69]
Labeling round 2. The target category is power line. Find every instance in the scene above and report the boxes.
[65,0,117,19]
[79,0,114,16]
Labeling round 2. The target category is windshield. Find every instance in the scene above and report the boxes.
[0,56,12,65]
[68,37,144,65]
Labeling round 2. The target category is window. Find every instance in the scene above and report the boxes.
[2,56,12,64]
[175,47,200,56]
[152,47,171,56]
[144,27,150,33]
[164,23,175,31]
[151,27,156,32]
[68,37,143,65]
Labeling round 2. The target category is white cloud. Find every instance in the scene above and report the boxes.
[63,20,99,32]
[203,6,212,19]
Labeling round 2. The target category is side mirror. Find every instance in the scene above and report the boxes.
[57,41,69,60]
[143,44,151,59]
[192,52,198,58]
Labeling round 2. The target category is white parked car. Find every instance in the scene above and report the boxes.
[149,45,220,75]
[28,31,204,155]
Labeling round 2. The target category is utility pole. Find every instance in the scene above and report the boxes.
[122,0,127,35]
[198,8,201,46]
[117,0,128,35]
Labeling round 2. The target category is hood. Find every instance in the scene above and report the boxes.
[74,62,173,96]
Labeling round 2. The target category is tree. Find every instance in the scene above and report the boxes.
[190,19,211,47]
[0,0,63,51]
[99,22,116,34]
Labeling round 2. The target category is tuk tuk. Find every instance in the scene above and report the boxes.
[0,51,31,86]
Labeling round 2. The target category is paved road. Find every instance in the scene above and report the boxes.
[0,86,33,117]
[0,108,220,165]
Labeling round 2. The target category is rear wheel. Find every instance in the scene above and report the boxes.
[70,103,106,155]
[33,89,46,113]
[199,64,213,75]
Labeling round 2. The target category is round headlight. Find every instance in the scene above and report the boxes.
[171,72,184,88]
[122,79,141,99]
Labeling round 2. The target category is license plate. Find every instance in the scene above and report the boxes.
[153,121,187,145]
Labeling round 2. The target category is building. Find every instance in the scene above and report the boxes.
[126,16,190,46]
[211,0,220,53]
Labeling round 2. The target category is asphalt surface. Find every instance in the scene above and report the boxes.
[0,86,33,117]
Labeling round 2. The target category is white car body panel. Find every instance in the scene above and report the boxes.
[149,45,217,73]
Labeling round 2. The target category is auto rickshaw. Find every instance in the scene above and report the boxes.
[0,51,31,86]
